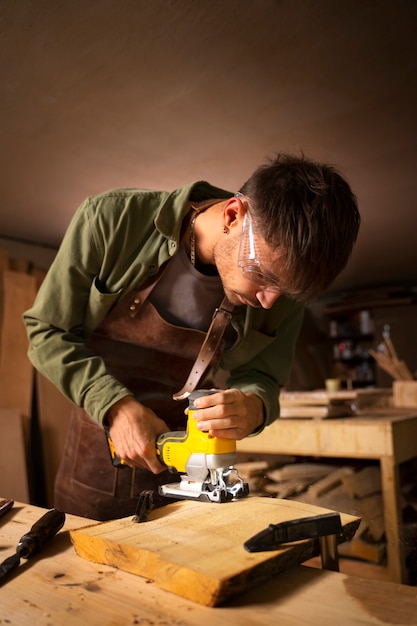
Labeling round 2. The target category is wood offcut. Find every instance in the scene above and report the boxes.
[70,497,359,606]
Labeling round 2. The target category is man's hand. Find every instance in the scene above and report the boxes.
[105,396,169,473]
[191,389,264,439]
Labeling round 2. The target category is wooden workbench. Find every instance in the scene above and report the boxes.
[238,408,417,584]
[2,501,417,625]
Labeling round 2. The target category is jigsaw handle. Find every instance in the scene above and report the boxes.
[104,427,126,467]
[156,390,236,473]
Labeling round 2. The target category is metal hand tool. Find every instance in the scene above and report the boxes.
[0,499,14,519]
[244,511,342,571]
[0,508,66,584]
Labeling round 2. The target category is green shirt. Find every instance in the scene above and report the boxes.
[23,182,304,432]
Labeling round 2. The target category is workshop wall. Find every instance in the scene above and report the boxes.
[0,247,72,507]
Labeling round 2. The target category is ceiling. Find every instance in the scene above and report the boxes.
[1,0,417,296]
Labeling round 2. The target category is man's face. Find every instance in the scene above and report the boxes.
[213,224,285,310]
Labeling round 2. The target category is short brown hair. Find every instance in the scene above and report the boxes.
[239,153,360,302]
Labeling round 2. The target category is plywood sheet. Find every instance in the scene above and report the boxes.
[0,409,29,502]
[279,389,392,418]
[70,497,360,606]
[0,269,37,416]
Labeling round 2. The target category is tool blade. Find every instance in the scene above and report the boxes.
[0,552,20,582]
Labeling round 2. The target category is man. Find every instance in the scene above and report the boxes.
[23,153,360,520]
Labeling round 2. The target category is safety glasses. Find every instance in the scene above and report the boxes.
[236,195,282,293]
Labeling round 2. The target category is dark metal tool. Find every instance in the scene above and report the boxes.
[0,499,14,519]
[132,490,155,523]
[244,511,342,571]
[0,507,66,584]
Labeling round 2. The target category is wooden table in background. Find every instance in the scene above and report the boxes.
[2,501,417,625]
[238,408,417,584]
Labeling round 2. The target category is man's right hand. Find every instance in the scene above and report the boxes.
[105,396,169,473]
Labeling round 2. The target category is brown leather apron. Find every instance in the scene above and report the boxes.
[54,265,229,521]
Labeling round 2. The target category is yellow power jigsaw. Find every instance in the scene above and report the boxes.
[105,390,249,503]
[156,390,249,503]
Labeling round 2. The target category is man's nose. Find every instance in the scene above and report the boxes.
[256,289,281,309]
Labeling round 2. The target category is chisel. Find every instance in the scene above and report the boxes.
[0,498,14,518]
[0,508,66,584]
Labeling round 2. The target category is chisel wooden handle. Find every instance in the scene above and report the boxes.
[16,508,66,559]
[0,499,14,518]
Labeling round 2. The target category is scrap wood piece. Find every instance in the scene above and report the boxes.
[264,478,312,498]
[279,404,353,419]
[307,466,355,499]
[341,466,382,499]
[70,497,359,607]
[267,462,340,483]
[393,381,417,408]
[338,538,386,564]
[234,460,270,479]
[234,461,272,494]
[280,390,356,406]
[295,483,360,519]
[358,494,385,542]
[339,522,386,564]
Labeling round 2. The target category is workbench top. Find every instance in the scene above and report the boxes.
[2,500,417,624]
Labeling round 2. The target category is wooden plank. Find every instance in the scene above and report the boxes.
[280,389,392,408]
[0,409,30,502]
[263,477,312,498]
[342,466,382,498]
[267,462,340,482]
[280,390,357,405]
[307,466,355,499]
[0,269,37,416]
[339,535,386,564]
[70,497,360,606]
[359,506,385,543]
[279,404,353,418]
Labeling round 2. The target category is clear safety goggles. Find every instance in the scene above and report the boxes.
[236,194,282,293]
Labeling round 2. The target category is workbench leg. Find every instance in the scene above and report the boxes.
[380,456,408,584]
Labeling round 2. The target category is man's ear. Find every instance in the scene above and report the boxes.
[223,196,245,230]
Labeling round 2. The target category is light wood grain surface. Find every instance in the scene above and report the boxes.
[2,500,417,624]
[70,497,359,606]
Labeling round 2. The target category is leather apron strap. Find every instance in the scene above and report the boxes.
[172,296,235,400]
